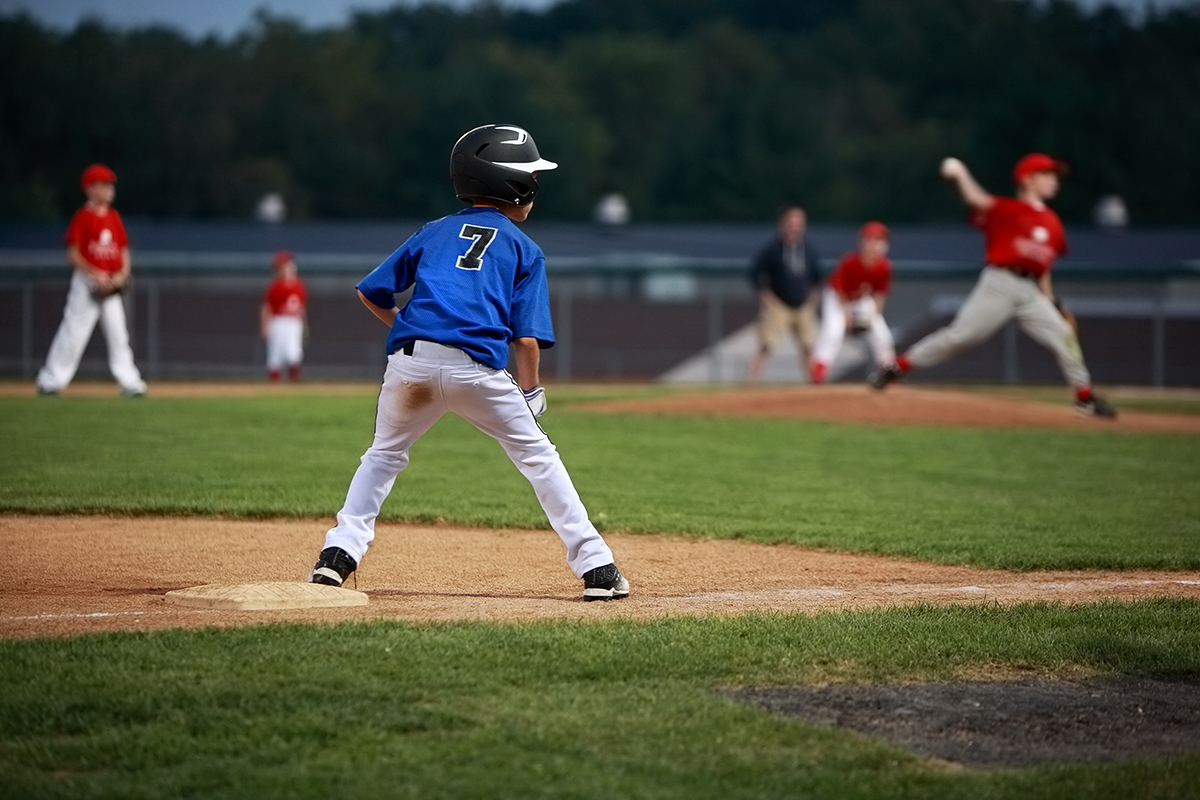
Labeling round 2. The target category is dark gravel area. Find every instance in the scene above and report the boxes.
[723,676,1200,768]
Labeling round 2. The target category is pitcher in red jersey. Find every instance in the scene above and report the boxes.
[869,154,1116,418]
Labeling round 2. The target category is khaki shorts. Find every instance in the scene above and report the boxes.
[757,297,818,354]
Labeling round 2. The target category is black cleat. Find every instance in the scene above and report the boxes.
[309,546,358,587]
[1075,394,1118,419]
[583,563,630,601]
[868,364,902,390]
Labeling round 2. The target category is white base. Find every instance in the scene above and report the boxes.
[164,582,368,610]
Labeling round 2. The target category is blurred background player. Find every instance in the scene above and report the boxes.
[308,123,629,602]
[871,154,1116,418]
[36,164,147,397]
[747,206,822,382]
[260,250,308,382]
[809,221,896,384]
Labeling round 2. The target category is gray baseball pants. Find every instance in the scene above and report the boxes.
[905,266,1091,388]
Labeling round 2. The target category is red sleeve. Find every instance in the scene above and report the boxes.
[1050,212,1068,256]
[827,254,853,294]
[972,196,1016,231]
[64,209,87,248]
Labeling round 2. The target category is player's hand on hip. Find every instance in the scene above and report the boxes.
[523,386,547,417]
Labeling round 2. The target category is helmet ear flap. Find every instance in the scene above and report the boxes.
[506,178,535,202]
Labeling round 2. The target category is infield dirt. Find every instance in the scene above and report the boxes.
[4,515,1199,640]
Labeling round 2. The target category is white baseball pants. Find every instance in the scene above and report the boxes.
[322,340,616,577]
[266,316,304,370]
[906,266,1091,387]
[36,271,146,394]
[812,289,895,369]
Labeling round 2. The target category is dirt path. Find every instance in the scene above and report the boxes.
[3,515,1198,640]
[581,385,1200,432]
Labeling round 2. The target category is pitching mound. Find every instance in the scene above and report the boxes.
[582,385,1200,431]
[3,515,1199,639]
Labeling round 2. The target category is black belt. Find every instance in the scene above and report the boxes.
[992,266,1040,281]
[392,341,414,356]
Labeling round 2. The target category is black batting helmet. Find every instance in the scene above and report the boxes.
[450,124,558,207]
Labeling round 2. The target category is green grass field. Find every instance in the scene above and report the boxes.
[2,388,1198,570]
[2,387,1199,798]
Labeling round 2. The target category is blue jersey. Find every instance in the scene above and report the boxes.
[357,207,556,370]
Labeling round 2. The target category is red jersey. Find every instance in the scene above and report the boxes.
[972,196,1066,278]
[264,277,307,317]
[828,252,891,300]
[65,205,128,273]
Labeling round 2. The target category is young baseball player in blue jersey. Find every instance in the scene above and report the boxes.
[308,124,629,601]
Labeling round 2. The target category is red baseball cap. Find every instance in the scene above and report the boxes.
[859,221,889,240]
[272,250,295,269]
[1013,153,1067,183]
[80,163,117,189]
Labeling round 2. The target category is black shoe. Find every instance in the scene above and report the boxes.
[868,364,902,390]
[309,547,358,587]
[1076,394,1118,419]
[582,564,630,602]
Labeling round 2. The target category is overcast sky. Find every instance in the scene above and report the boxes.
[0,0,1193,39]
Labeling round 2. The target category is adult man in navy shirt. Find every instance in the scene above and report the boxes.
[747,206,822,382]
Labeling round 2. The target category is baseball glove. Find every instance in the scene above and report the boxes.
[848,312,873,335]
[92,272,131,299]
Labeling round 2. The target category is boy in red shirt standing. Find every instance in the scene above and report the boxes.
[260,250,308,382]
[36,164,147,397]
[870,154,1116,418]
[809,221,896,384]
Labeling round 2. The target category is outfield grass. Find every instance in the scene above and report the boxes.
[2,601,1199,799]
[1,392,1197,570]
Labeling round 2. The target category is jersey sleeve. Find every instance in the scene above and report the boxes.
[969,204,993,230]
[64,209,87,248]
[1052,215,1068,256]
[510,253,555,347]
[827,254,852,295]
[357,242,417,309]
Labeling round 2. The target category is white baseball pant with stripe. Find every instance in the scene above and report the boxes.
[321,340,616,577]
[36,271,146,394]
[905,266,1090,387]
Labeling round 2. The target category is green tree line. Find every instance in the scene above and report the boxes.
[2,0,1198,223]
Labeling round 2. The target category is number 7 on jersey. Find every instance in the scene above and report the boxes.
[457,224,498,271]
